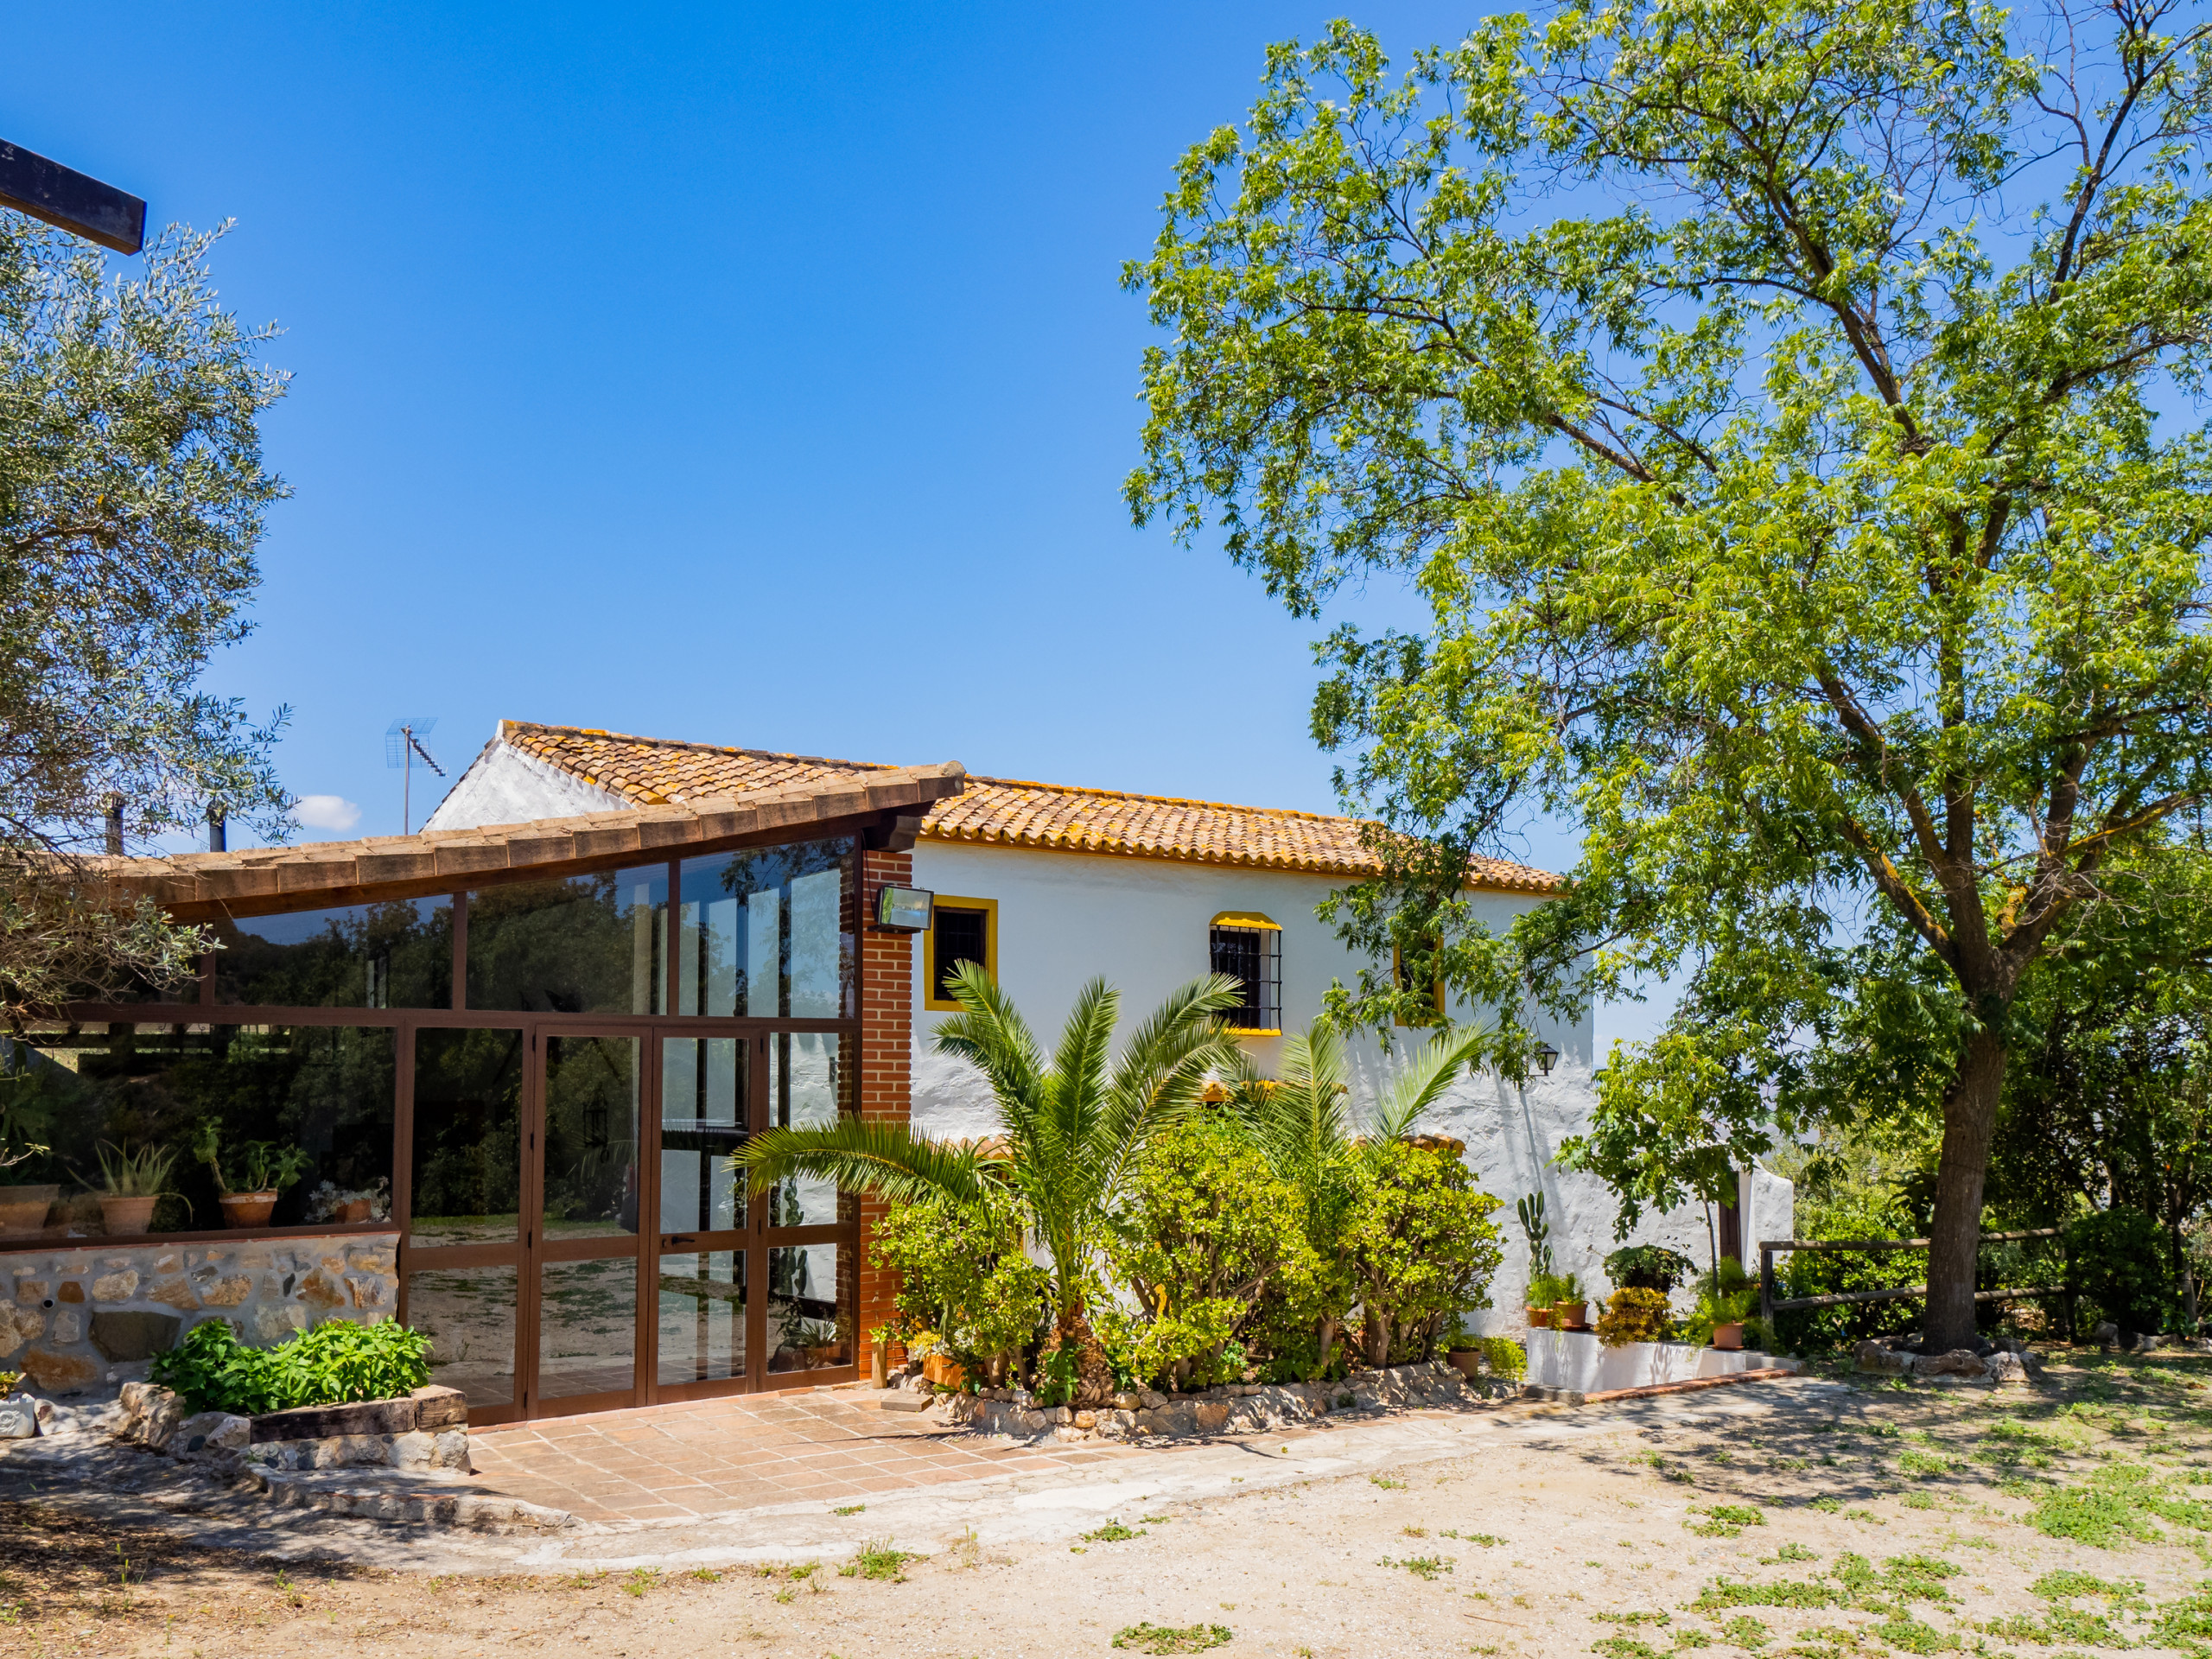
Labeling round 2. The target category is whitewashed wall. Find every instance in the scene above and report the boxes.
[908,842,1788,1335]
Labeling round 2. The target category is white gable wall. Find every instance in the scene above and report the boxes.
[422,737,628,831]
[909,841,1784,1333]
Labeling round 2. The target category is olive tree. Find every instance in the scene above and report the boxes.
[1126,0,2212,1347]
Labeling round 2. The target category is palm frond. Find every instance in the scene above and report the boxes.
[729,1117,997,1208]
[1045,977,1120,1164]
[931,961,1046,1141]
[1093,974,1244,1190]
[1369,1021,1493,1144]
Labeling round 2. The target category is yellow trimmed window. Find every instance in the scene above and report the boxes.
[925,896,997,1011]
[1210,912,1281,1034]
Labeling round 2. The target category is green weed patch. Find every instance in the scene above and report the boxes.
[1112,1623,1230,1653]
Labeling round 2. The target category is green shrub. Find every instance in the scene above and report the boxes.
[1604,1244,1695,1294]
[868,1186,1047,1384]
[2067,1206,2173,1334]
[1107,1115,1324,1389]
[1447,1333,1525,1380]
[1345,1141,1504,1365]
[148,1317,429,1415]
[1683,1256,1757,1347]
[1597,1287,1673,1346]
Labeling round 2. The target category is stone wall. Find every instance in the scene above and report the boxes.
[0,1231,398,1396]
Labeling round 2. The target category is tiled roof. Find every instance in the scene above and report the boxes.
[104,764,968,920]
[495,721,1561,893]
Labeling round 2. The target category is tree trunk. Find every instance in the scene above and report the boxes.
[1924,1033,2007,1351]
[1056,1304,1116,1407]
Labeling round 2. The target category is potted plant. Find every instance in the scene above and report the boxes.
[1551,1271,1589,1330]
[1602,1243,1696,1296]
[908,1328,965,1389]
[84,1141,186,1236]
[1526,1269,1567,1328]
[304,1176,389,1225]
[1685,1257,1758,1350]
[0,1064,54,1236]
[194,1120,308,1229]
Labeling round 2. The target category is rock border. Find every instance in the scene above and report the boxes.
[928,1358,1507,1444]
[111,1380,475,1473]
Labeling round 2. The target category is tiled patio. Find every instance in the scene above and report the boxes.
[463,1386,1143,1523]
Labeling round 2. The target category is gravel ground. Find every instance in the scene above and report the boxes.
[10,1351,2212,1657]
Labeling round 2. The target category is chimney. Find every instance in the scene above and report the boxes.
[207,803,226,853]
[102,793,124,856]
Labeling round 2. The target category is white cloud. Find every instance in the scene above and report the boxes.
[295,794,363,832]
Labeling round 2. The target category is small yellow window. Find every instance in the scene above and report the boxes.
[1392,940,1447,1027]
[925,896,997,1011]
[1210,912,1281,1034]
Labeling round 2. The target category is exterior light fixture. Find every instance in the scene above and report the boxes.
[874,886,935,932]
[1533,1040,1560,1077]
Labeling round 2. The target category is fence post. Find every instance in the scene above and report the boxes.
[2062,1236,2077,1344]
[1760,1243,1775,1332]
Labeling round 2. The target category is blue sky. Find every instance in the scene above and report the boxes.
[13,2,1671,1045]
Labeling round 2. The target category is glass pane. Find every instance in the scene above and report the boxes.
[543,1036,639,1239]
[539,1256,637,1401]
[5,1025,394,1236]
[659,1038,744,1235]
[766,1243,852,1373]
[410,1027,524,1246]
[657,1248,745,1385]
[214,899,453,1008]
[465,867,667,1014]
[764,1033,848,1227]
[676,839,854,1017]
[408,1264,518,1409]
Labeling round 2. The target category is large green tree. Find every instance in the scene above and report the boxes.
[1126,0,2212,1347]
[0,217,289,1026]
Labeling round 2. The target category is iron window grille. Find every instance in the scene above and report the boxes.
[1210,925,1280,1032]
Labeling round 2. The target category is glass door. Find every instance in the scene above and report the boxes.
[531,1031,645,1415]
[653,1033,753,1401]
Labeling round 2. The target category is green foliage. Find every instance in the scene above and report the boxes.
[1605,1244,1694,1294]
[1683,1257,1757,1347]
[191,1118,308,1196]
[1344,1139,1504,1366]
[868,1186,1046,1382]
[87,1140,181,1199]
[1685,1503,1764,1537]
[2069,1206,2175,1334]
[1452,1334,1524,1380]
[0,219,291,1027]
[1111,1624,1231,1654]
[148,1317,429,1416]
[1106,1113,1322,1389]
[1125,3,2212,1349]
[1596,1287,1672,1347]
[837,1541,916,1582]
[2032,1462,2212,1548]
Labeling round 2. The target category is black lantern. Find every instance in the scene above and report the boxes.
[1533,1040,1560,1077]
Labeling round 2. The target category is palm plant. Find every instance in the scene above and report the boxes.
[732,962,1243,1404]
[1224,1018,1494,1374]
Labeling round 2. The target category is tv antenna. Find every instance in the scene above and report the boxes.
[385,718,445,835]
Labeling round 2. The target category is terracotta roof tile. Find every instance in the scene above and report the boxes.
[496,721,1560,893]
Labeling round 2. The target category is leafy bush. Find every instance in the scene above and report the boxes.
[1683,1257,1757,1347]
[1604,1243,1696,1294]
[1107,1114,1324,1389]
[867,1186,1046,1384]
[1446,1333,1525,1380]
[1596,1287,1673,1346]
[148,1317,430,1415]
[1344,1141,1504,1365]
[2068,1206,2173,1334]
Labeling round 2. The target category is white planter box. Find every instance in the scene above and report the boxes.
[1525,1328,1781,1393]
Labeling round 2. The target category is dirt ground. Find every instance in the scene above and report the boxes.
[11,1351,2212,1658]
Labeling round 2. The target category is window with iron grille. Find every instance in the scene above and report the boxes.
[931,905,990,1005]
[1210,924,1280,1032]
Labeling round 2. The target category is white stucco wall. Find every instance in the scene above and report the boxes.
[422,738,626,831]
[909,842,1789,1335]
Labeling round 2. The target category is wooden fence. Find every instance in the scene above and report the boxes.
[1758,1227,2075,1339]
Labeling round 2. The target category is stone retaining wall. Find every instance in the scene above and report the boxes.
[938,1358,1495,1443]
[0,1232,398,1395]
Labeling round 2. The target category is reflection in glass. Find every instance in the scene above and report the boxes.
[764,1033,848,1227]
[408,1265,518,1409]
[657,1249,745,1385]
[10,1025,397,1234]
[660,1038,743,1235]
[465,867,667,1014]
[543,1037,639,1238]
[766,1243,851,1372]
[410,1027,524,1246]
[538,1257,638,1401]
[676,839,854,1018]
[214,899,452,1008]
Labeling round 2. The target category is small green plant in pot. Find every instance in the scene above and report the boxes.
[1549,1272,1588,1329]
[194,1120,309,1230]
[1685,1257,1757,1349]
[1603,1243,1696,1296]
[84,1141,188,1237]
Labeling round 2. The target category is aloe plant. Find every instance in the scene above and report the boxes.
[92,1140,181,1198]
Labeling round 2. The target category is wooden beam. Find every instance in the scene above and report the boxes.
[0,140,145,254]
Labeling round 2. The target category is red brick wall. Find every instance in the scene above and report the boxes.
[855,848,914,1356]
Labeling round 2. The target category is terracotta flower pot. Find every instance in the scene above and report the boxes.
[0,1185,58,1236]
[98,1194,160,1236]
[1446,1349,1483,1380]
[921,1352,966,1389]
[1712,1322,1745,1352]
[1554,1301,1588,1329]
[334,1198,372,1224]
[1525,1306,1553,1328]
[219,1190,277,1229]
